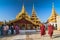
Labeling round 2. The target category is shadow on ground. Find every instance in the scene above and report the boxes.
[53,34,60,38]
[0,31,39,39]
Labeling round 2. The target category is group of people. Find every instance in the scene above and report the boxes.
[0,24,20,36]
[0,23,54,39]
[40,23,54,39]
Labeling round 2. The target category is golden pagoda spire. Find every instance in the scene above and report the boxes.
[32,4,35,13]
[32,4,36,17]
[47,2,58,23]
[52,2,54,9]
[51,2,58,17]
[21,0,25,13]
[16,3,30,19]
[52,2,56,15]
[21,4,25,13]
[31,4,41,25]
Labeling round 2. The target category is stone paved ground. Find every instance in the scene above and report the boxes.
[0,30,60,40]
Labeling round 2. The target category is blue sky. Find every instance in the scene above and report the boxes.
[0,0,60,22]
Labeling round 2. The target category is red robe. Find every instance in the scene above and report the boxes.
[48,25,54,37]
[40,24,46,36]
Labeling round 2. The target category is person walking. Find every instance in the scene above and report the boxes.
[48,23,54,39]
[40,24,46,40]
[40,24,46,37]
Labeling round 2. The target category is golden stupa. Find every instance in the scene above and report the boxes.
[7,4,41,30]
[31,4,41,26]
[47,3,58,23]
[16,4,30,20]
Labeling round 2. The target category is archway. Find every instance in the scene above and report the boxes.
[21,24,26,30]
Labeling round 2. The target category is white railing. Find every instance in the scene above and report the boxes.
[19,30,40,32]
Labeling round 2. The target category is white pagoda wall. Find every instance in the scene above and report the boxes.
[57,16,60,30]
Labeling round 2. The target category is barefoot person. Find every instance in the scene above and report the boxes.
[48,23,54,39]
[40,24,46,40]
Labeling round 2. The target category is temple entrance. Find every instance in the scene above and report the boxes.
[21,24,26,30]
[26,24,31,30]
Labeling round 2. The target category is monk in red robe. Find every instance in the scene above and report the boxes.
[48,23,54,38]
[40,24,46,37]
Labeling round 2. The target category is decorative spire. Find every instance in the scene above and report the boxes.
[16,3,30,19]
[47,2,58,23]
[32,4,36,16]
[21,4,25,13]
[51,2,58,16]
[32,4,35,12]
[52,2,54,9]
[32,3,36,13]
[52,2,55,15]
[31,3,41,24]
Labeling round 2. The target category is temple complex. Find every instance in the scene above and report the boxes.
[7,4,41,30]
[47,3,58,29]
[0,3,59,30]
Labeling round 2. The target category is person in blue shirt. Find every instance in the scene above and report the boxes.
[0,24,4,36]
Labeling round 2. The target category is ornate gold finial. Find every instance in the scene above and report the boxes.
[33,3,34,11]
[52,2,55,15]
[16,3,30,19]
[21,0,25,13]
[52,2,54,9]
[16,4,26,19]
[32,3,35,13]
[21,4,25,13]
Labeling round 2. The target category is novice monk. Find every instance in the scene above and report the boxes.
[48,23,54,39]
[40,24,46,37]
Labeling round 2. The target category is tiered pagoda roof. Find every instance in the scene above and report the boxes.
[31,4,41,25]
[8,4,41,26]
[16,4,30,19]
[47,3,58,23]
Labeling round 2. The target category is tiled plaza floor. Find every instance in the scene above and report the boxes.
[0,30,60,40]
